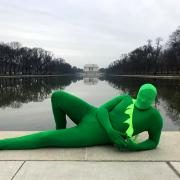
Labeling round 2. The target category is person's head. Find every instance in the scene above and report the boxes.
[135,83,157,110]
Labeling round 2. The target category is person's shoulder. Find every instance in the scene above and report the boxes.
[150,107,163,127]
[121,93,133,99]
[114,93,129,100]
[150,107,161,116]
[119,93,129,97]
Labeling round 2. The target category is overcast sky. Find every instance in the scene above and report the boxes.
[0,0,180,68]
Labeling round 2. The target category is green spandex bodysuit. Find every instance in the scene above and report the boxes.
[0,83,163,151]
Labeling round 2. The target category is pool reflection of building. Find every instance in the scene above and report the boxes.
[83,77,98,85]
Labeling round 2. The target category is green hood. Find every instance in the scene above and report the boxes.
[135,83,157,110]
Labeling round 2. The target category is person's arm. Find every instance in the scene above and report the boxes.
[96,106,127,148]
[99,94,126,111]
[124,111,163,151]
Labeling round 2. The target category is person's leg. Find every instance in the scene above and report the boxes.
[51,90,96,129]
[0,117,111,150]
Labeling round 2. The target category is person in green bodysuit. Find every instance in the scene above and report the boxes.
[0,83,163,151]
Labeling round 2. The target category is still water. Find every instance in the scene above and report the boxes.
[0,75,179,131]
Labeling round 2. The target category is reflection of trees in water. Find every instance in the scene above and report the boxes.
[99,75,144,97]
[103,75,180,127]
[164,102,180,130]
[0,75,82,108]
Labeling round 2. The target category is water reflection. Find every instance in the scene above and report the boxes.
[0,75,179,131]
[83,74,100,85]
[0,75,82,108]
[84,77,98,85]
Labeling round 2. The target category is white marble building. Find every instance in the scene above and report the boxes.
[84,64,99,74]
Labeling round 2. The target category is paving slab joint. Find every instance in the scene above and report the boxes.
[11,161,26,180]
[167,162,180,178]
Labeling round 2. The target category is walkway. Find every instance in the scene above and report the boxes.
[0,131,179,179]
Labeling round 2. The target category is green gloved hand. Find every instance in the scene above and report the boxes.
[114,137,138,151]
[124,138,138,151]
[108,129,127,149]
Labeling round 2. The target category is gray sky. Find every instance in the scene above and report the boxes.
[0,0,180,68]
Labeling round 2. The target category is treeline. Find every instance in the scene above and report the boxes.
[106,26,180,75]
[0,42,83,75]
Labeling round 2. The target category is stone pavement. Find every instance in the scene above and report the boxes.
[0,131,179,180]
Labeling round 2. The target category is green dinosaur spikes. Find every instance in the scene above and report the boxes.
[123,99,136,138]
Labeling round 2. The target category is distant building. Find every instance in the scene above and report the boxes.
[84,64,99,74]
